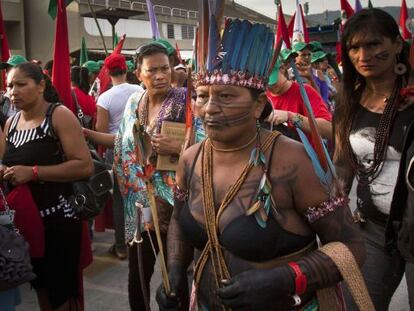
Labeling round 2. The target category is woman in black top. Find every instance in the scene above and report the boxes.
[334,9,414,310]
[2,62,93,310]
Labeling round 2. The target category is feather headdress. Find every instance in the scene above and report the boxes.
[196,0,274,91]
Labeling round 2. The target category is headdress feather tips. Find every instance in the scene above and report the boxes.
[196,1,275,91]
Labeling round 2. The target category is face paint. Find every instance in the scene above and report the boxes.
[374,50,390,61]
[200,99,254,127]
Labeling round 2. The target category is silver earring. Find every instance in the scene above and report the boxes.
[394,55,407,75]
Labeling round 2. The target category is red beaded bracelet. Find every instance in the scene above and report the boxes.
[288,262,307,296]
[32,165,39,181]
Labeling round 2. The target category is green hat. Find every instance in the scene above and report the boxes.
[280,49,298,62]
[82,60,100,73]
[152,38,176,56]
[292,42,310,53]
[309,41,324,52]
[311,51,329,64]
[0,55,28,69]
[268,59,282,86]
[97,60,104,68]
[126,60,135,72]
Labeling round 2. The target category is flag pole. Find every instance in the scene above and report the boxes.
[86,0,108,56]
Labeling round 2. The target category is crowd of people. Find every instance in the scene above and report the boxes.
[0,5,413,311]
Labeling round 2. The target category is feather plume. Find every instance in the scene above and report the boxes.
[197,0,209,72]
[207,17,219,70]
[231,20,250,70]
[239,23,261,71]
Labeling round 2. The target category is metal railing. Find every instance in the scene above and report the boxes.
[77,0,199,19]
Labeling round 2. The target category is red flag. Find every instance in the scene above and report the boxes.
[287,12,295,40]
[399,0,411,40]
[299,4,310,43]
[175,42,183,64]
[0,0,10,90]
[52,0,74,112]
[336,0,354,64]
[340,0,354,24]
[94,34,126,97]
[276,4,291,49]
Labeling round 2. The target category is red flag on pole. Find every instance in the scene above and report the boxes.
[0,0,10,90]
[52,0,74,113]
[175,42,183,64]
[276,4,291,50]
[287,12,295,40]
[340,0,355,23]
[337,0,355,64]
[93,34,126,98]
[399,0,411,40]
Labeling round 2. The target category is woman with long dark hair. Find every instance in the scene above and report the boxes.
[3,62,93,310]
[334,8,414,310]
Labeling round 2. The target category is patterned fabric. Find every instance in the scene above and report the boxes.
[304,197,349,224]
[113,88,187,241]
[194,116,206,143]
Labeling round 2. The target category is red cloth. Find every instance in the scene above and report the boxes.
[276,4,291,50]
[266,82,332,123]
[95,35,126,97]
[0,185,45,258]
[400,0,411,40]
[72,87,97,118]
[52,0,75,113]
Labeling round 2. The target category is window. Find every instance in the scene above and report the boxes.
[167,24,175,39]
[181,25,194,40]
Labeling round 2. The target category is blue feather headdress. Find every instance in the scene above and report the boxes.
[196,0,274,91]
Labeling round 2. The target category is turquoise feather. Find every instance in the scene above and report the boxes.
[231,20,250,69]
[239,23,261,71]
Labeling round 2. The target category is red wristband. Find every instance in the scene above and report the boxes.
[288,262,307,295]
[32,165,39,181]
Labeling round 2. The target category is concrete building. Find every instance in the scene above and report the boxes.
[2,0,275,64]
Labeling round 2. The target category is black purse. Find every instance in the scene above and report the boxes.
[46,103,113,219]
[0,187,35,291]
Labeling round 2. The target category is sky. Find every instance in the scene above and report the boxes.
[236,0,412,18]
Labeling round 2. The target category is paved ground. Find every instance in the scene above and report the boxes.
[16,182,410,310]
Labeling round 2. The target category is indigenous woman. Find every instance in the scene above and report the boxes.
[334,9,414,311]
[2,62,93,310]
[156,8,366,311]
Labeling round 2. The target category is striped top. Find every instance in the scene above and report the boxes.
[7,113,50,148]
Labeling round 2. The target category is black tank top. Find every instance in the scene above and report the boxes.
[2,105,76,220]
[178,141,314,262]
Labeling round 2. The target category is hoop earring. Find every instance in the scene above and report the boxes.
[394,55,407,75]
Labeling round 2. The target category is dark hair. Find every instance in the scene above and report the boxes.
[335,8,411,182]
[135,43,169,68]
[249,88,272,121]
[15,62,60,103]
[44,60,53,77]
[109,68,127,77]
[71,66,90,94]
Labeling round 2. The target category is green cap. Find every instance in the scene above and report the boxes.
[97,60,104,68]
[82,60,100,73]
[309,41,324,52]
[280,49,298,61]
[311,51,329,63]
[292,42,310,53]
[0,55,28,69]
[268,59,281,86]
[152,38,176,56]
[126,60,135,72]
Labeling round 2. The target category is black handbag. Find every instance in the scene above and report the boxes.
[46,103,113,219]
[0,187,35,292]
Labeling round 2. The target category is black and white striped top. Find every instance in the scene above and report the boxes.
[7,112,50,148]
